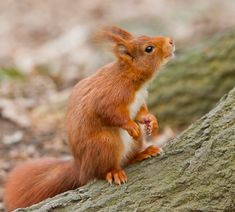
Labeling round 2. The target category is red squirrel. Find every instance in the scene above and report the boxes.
[4,26,175,211]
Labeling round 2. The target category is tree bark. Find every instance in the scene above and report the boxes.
[16,87,235,211]
[148,30,235,130]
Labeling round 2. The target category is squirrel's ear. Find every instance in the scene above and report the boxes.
[95,26,134,62]
[114,43,133,61]
[97,27,134,61]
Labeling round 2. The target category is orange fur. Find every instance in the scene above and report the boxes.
[4,26,175,211]
[127,146,162,164]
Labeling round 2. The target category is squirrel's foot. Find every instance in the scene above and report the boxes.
[143,145,162,156]
[128,145,162,164]
[106,169,127,185]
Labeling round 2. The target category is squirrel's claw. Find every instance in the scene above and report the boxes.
[106,169,128,185]
[123,120,141,139]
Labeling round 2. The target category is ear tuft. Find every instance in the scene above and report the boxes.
[106,26,134,41]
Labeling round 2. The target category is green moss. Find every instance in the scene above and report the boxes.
[0,67,25,81]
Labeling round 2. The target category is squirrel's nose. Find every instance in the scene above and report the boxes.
[169,38,174,45]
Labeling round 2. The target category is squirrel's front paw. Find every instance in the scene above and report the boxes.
[141,114,158,136]
[123,120,140,139]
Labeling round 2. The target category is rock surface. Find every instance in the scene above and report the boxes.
[17,87,235,211]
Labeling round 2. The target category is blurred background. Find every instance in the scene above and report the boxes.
[0,0,235,209]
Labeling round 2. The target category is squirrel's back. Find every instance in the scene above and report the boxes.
[4,158,79,211]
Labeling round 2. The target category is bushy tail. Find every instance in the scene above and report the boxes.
[4,158,80,211]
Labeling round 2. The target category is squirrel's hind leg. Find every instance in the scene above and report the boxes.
[78,133,126,185]
[127,145,161,165]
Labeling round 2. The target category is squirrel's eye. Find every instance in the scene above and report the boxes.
[145,46,154,53]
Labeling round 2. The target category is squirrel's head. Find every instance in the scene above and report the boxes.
[99,26,175,78]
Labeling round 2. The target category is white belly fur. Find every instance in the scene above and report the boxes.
[120,85,148,164]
